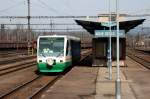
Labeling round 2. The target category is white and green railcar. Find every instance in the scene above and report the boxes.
[37,35,81,72]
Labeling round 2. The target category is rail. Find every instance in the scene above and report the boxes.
[127,51,150,70]
[0,75,61,99]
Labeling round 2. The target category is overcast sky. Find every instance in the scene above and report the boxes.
[0,0,150,16]
[0,0,150,26]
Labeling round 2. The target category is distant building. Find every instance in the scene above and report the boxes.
[97,13,127,22]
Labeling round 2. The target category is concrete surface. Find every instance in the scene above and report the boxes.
[39,67,98,99]
[95,67,136,99]
[122,57,150,99]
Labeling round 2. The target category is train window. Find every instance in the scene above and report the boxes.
[39,38,64,57]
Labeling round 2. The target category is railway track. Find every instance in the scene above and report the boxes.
[0,49,91,98]
[0,51,27,57]
[0,75,61,99]
[127,48,150,56]
[29,76,61,99]
[0,55,35,65]
[0,50,27,58]
[80,49,92,61]
[0,55,36,76]
[127,51,150,70]
[0,62,36,76]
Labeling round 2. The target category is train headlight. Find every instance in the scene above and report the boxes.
[47,58,54,66]
[60,60,63,62]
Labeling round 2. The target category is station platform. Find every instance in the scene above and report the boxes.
[95,67,135,99]
[39,65,137,99]
[36,53,150,99]
[39,67,98,99]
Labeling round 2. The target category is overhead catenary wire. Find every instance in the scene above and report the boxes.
[56,0,73,16]
[128,8,150,15]
[31,1,55,15]
[0,1,25,13]
[36,0,71,16]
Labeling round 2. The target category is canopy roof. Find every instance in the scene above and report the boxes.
[75,19,145,34]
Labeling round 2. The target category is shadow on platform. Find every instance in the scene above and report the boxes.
[77,55,92,67]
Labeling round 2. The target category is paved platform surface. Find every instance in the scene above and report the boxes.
[40,67,98,99]
[38,57,150,99]
[122,57,150,99]
[95,67,135,99]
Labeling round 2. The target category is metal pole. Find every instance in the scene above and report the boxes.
[27,0,31,55]
[108,0,112,80]
[1,24,5,41]
[27,0,31,41]
[115,0,121,99]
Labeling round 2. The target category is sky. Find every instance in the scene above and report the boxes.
[0,0,150,26]
[0,0,150,16]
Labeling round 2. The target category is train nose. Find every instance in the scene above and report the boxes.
[47,58,54,66]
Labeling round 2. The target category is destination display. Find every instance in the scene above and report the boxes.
[95,30,125,38]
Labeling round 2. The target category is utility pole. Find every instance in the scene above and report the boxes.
[108,0,112,80]
[27,0,32,55]
[115,0,121,99]
[27,0,31,41]
[50,19,53,34]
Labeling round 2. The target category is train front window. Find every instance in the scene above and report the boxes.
[39,38,64,57]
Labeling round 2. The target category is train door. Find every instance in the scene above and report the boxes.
[66,40,71,57]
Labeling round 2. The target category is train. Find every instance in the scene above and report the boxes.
[37,35,81,72]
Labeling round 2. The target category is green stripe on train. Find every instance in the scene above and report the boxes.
[37,61,72,72]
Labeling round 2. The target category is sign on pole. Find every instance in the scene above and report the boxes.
[101,22,117,27]
[95,30,125,38]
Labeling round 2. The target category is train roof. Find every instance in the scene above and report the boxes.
[38,35,80,41]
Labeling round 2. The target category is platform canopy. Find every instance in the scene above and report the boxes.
[75,19,145,34]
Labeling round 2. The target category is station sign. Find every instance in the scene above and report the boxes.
[95,30,125,38]
[101,22,117,27]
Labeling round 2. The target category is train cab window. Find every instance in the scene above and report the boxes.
[39,38,64,57]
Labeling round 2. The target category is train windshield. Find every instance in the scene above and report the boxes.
[39,37,64,57]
